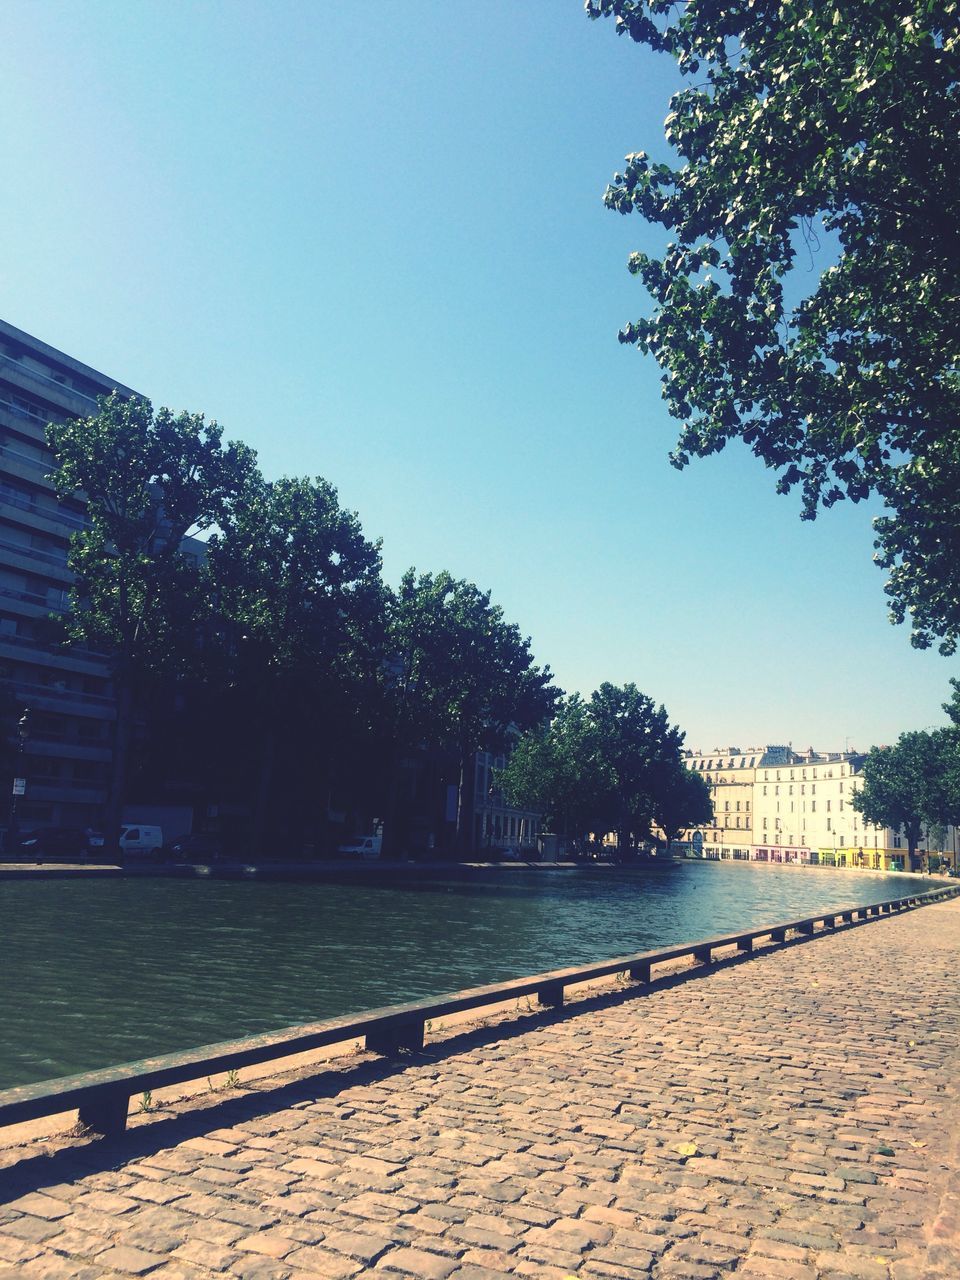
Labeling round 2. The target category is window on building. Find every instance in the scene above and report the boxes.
[811,801,816,812]
[826,799,831,812]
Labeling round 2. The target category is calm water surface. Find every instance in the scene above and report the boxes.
[0,862,919,1087]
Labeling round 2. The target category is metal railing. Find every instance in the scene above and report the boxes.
[0,486,87,530]
[0,537,67,568]
[12,679,112,706]
[0,882,956,1138]
[0,353,100,409]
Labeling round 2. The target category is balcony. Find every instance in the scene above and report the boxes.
[0,634,111,676]
[0,536,68,570]
[11,679,115,721]
[0,352,100,413]
[0,484,86,531]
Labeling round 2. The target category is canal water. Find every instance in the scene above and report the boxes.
[0,862,918,1088]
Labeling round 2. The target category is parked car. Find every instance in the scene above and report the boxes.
[11,827,104,860]
[162,832,225,863]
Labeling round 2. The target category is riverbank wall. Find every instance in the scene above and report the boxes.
[0,854,953,886]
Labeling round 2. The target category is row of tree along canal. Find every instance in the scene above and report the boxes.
[34,397,710,863]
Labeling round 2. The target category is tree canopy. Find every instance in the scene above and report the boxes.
[497,694,614,843]
[48,393,256,840]
[48,392,256,673]
[205,472,387,850]
[386,570,558,753]
[653,757,713,848]
[852,728,960,859]
[499,682,696,853]
[589,0,960,652]
[385,570,559,847]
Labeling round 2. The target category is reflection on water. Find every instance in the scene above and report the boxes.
[0,862,918,1088]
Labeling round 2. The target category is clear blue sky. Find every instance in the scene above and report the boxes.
[1,0,955,751]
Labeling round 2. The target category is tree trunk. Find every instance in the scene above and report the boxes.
[380,751,403,859]
[105,676,134,857]
[250,725,277,859]
[455,740,475,856]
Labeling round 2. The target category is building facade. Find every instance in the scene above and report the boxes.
[473,749,541,854]
[0,318,136,834]
[685,743,956,872]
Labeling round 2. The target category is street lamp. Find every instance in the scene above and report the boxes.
[9,707,30,846]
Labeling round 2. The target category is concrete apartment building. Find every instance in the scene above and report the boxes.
[0,318,136,833]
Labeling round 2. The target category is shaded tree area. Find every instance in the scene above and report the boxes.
[589,0,960,652]
[496,695,614,850]
[46,399,559,856]
[383,570,558,855]
[852,729,960,867]
[852,680,960,867]
[203,472,386,855]
[654,759,713,850]
[499,682,708,856]
[48,393,256,844]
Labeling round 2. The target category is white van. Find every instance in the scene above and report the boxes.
[119,824,164,857]
[337,834,382,859]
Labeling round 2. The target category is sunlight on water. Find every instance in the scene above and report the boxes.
[0,863,920,1087]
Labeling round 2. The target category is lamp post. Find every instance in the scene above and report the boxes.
[9,707,30,846]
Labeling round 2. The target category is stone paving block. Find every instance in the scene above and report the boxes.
[0,1232,42,1265]
[317,1229,393,1264]
[174,1236,242,1271]
[96,1242,168,1274]
[19,1259,105,1280]
[229,1255,295,1280]
[449,1267,516,1280]
[234,1229,302,1258]
[0,1216,64,1245]
[376,1246,460,1278]
[5,1193,72,1221]
[740,1258,819,1279]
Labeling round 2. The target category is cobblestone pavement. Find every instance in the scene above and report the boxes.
[2,900,960,1280]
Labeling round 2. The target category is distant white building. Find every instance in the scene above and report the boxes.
[682,744,955,873]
